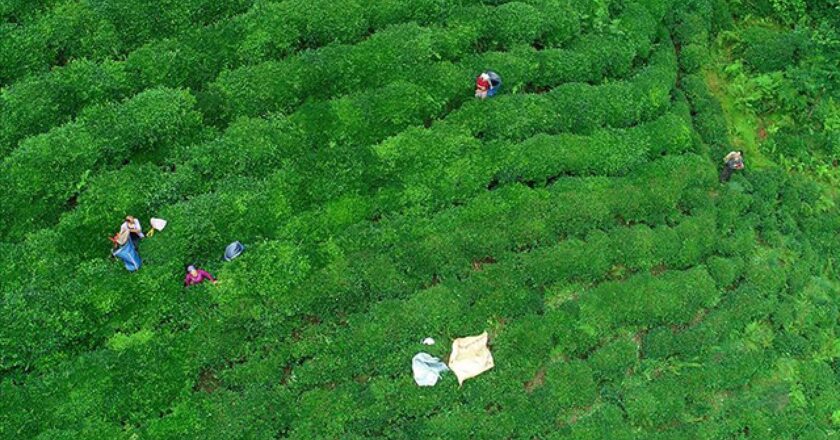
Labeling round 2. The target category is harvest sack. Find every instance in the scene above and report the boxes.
[148,218,167,237]
[486,71,502,97]
[412,353,449,386]
[720,166,734,183]
[150,218,168,231]
[448,332,494,385]
[115,228,131,246]
[224,241,245,261]
[487,71,502,88]
[113,239,142,272]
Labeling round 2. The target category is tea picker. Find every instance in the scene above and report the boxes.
[720,151,744,183]
[110,215,144,248]
[475,71,502,99]
[184,265,217,287]
[109,215,145,272]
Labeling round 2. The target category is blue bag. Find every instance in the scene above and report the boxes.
[224,241,245,262]
[487,71,502,96]
[113,239,142,272]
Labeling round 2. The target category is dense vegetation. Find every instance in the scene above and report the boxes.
[1,0,838,438]
[713,0,840,182]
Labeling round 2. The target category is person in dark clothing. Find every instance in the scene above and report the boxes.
[720,151,744,182]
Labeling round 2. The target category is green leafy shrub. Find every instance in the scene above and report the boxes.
[53,164,182,259]
[489,2,543,49]
[0,88,205,239]
[0,59,131,156]
[205,1,591,124]
[588,335,639,382]
[542,360,597,409]
[0,0,252,86]
[624,377,687,428]
[0,1,61,23]
[1,0,529,157]
[679,43,709,73]
[449,38,677,140]
[705,256,742,288]
[681,73,730,153]
[2,0,837,438]
[738,26,806,73]
[530,0,581,46]
[496,112,694,181]
[580,267,719,336]
[563,404,635,440]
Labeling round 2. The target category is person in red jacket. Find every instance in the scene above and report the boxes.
[475,72,491,99]
[184,265,217,287]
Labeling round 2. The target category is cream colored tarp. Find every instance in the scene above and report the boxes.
[448,332,494,385]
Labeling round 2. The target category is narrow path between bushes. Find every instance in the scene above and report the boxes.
[703,60,775,169]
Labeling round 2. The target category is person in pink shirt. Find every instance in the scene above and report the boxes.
[184,265,217,287]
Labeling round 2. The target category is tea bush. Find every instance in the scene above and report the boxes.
[0,0,518,157]
[1,0,838,438]
[0,88,206,239]
[0,0,253,85]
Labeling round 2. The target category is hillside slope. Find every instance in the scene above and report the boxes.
[1,0,838,438]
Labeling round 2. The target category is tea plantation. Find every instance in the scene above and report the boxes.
[1,0,839,438]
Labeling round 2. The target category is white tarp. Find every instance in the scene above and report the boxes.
[150,218,168,231]
[412,353,449,386]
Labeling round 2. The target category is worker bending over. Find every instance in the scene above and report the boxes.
[720,151,744,182]
[185,265,217,287]
[475,72,492,99]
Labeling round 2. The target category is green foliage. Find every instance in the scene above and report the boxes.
[543,360,597,408]
[497,112,694,180]
[0,0,253,86]
[589,335,639,382]
[205,0,596,124]
[624,377,688,428]
[681,73,730,154]
[716,2,840,172]
[679,43,710,73]
[738,25,806,73]
[0,88,205,239]
[579,267,719,336]
[706,255,742,287]
[0,59,131,155]
[1,0,839,438]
